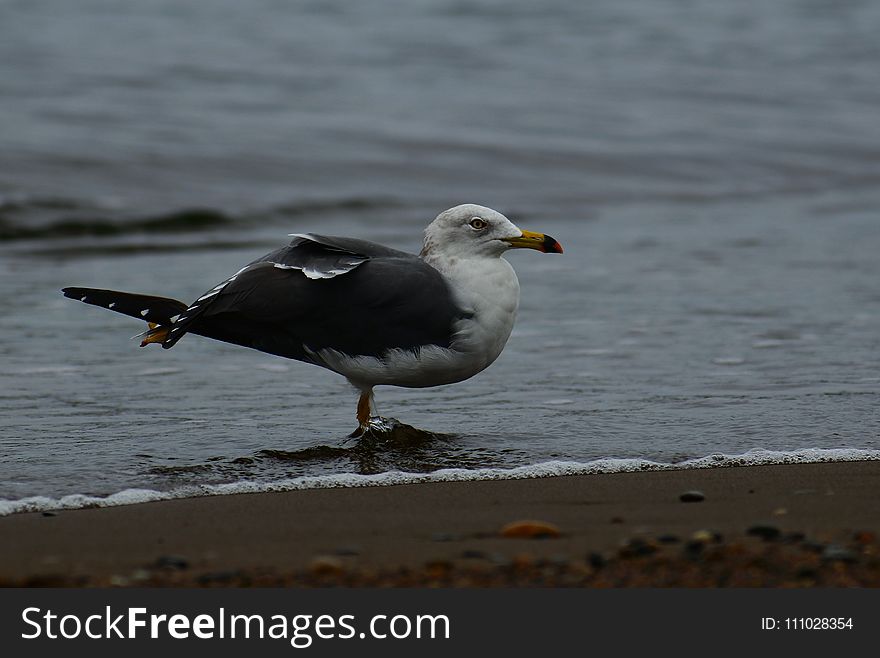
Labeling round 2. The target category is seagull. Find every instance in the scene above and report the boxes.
[62,204,563,432]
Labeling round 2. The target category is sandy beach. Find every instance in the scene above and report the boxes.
[1,460,878,586]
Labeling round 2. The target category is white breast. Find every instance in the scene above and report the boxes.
[313,255,520,390]
[441,255,520,371]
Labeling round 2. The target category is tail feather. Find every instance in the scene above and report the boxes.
[61,287,188,331]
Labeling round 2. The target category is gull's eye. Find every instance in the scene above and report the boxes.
[469,217,488,230]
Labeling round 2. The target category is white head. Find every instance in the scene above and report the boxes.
[420,204,563,260]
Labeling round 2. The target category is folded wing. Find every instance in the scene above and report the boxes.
[167,234,468,361]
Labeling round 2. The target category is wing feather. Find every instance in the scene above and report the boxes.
[166,235,466,360]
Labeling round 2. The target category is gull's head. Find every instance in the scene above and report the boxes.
[421,204,563,260]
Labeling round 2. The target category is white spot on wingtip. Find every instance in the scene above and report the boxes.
[108,302,116,309]
[169,314,180,323]
[140,309,149,317]
[80,296,87,302]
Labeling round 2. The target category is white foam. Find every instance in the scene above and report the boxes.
[1,447,877,516]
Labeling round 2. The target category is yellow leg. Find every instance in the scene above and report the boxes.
[356,391,372,429]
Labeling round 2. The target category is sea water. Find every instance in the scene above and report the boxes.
[1,0,878,513]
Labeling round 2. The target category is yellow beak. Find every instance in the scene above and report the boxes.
[502,229,564,254]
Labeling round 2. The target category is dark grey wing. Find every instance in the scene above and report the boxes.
[164,234,371,347]
[165,235,467,360]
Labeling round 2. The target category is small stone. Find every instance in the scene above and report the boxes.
[796,567,817,579]
[587,552,606,569]
[512,553,535,569]
[691,529,718,544]
[801,540,825,554]
[154,555,189,570]
[461,549,488,560]
[619,538,658,557]
[309,555,344,575]
[196,570,241,585]
[679,490,705,503]
[853,531,876,545]
[488,553,512,567]
[41,511,58,517]
[821,545,858,563]
[424,559,453,572]
[747,524,781,541]
[500,520,561,539]
[546,554,570,568]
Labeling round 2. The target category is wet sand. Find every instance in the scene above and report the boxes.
[1,461,878,586]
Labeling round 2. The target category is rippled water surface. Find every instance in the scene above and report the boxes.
[1,0,879,505]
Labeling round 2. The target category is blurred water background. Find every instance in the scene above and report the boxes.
[1,0,879,510]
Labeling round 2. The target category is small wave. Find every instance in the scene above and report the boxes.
[0,195,403,243]
[272,196,400,217]
[0,207,234,241]
[0,194,96,213]
[1,447,877,517]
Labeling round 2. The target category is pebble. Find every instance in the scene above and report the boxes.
[461,549,488,560]
[657,534,681,544]
[41,511,58,517]
[782,531,806,544]
[587,552,606,569]
[512,553,536,569]
[500,520,561,539]
[801,540,826,554]
[679,490,705,503]
[488,553,513,568]
[196,570,241,585]
[154,555,189,570]
[424,559,453,573]
[619,538,658,557]
[691,529,722,544]
[747,524,781,541]
[545,554,571,568]
[309,556,345,575]
[821,545,858,563]
[853,531,876,545]
[796,567,818,580]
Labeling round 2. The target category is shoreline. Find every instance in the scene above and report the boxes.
[3,447,877,517]
[2,461,879,586]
